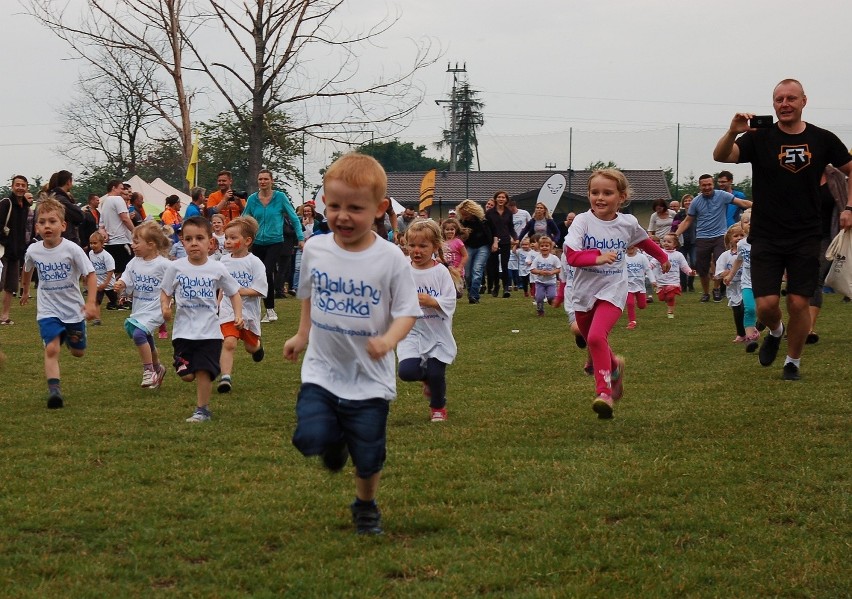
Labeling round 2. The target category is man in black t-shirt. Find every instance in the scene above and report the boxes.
[713,78,852,381]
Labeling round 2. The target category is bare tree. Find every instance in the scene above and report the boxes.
[173,0,439,187]
[58,52,168,176]
[26,0,196,169]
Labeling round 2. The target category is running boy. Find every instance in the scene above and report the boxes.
[21,197,97,408]
[160,216,243,422]
[217,216,267,393]
[283,152,420,535]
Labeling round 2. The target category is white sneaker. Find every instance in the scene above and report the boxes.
[149,364,166,389]
[186,407,211,423]
[261,312,270,323]
[266,308,278,322]
[141,369,156,387]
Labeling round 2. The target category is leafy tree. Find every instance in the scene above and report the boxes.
[586,160,620,171]
[328,139,449,173]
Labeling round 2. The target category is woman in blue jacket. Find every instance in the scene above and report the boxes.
[243,169,304,322]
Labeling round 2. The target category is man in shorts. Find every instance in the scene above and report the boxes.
[713,78,852,380]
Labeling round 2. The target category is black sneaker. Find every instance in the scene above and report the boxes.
[217,378,232,393]
[350,501,383,535]
[782,363,801,381]
[502,291,511,298]
[575,335,587,349]
[321,440,349,472]
[468,298,479,304]
[252,344,265,363]
[805,332,819,345]
[700,294,710,303]
[712,288,722,302]
[758,325,784,367]
[47,392,64,409]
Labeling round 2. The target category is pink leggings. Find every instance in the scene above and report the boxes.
[575,300,623,397]
[625,291,647,321]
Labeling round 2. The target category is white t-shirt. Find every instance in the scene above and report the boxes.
[120,255,171,334]
[517,248,533,277]
[715,249,743,307]
[651,249,692,287]
[161,257,241,340]
[565,210,650,311]
[297,232,421,401]
[89,249,116,291]
[736,238,753,288]
[561,255,576,315]
[626,252,654,293]
[99,195,133,245]
[512,209,531,237]
[219,253,268,336]
[213,233,227,255]
[24,239,94,322]
[397,263,457,365]
[527,252,561,284]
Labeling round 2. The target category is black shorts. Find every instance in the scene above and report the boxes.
[0,257,20,293]
[172,338,223,378]
[695,236,726,277]
[750,236,820,299]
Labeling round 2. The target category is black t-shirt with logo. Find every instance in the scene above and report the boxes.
[736,123,851,242]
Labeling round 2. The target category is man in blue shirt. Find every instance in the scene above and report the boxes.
[674,174,752,302]
[717,170,747,226]
[185,187,206,219]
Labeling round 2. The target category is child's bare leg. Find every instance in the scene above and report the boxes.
[355,473,381,502]
[195,370,212,409]
[220,336,238,376]
[44,337,62,380]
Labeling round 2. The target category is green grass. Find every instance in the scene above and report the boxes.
[0,289,849,597]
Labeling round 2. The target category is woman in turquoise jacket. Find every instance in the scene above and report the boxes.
[243,169,304,322]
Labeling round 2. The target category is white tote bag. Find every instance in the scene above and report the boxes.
[825,229,852,297]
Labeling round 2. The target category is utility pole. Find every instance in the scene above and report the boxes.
[435,62,467,172]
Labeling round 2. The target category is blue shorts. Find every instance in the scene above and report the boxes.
[38,317,87,350]
[291,383,389,479]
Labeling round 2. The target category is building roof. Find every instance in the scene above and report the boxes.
[387,169,671,214]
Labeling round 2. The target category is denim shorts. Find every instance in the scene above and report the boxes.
[292,383,389,478]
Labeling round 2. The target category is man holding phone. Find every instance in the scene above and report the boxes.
[713,78,852,381]
[210,170,245,224]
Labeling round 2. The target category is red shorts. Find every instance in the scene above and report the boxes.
[657,285,682,302]
[221,322,260,347]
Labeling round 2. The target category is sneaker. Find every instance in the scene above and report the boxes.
[583,361,594,376]
[805,332,819,345]
[430,407,448,422]
[491,290,499,298]
[667,312,674,319]
[92,319,102,326]
[186,407,211,423]
[468,298,479,304]
[712,288,722,302]
[627,321,637,330]
[592,394,614,419]
[252,344,265,363]
[782,362,801,381]
[47,392,64,410]
[575,335,587,349]
[175,358,190,377]
[744,331,760,353]
[217,377,232,393]
[611,356,625,401]
[265,308,278,322]
[150,364,166,389]
[350,501,383,535]
[322,440,349,472]
[758,325,784,366]
[756,321,766,332]
[536,309,544,317]
[106,304,119,311]
[502,292,511,298]
[260,313,270,323]
[700,293,710,303]
[141,369,156,388]
[158,328,168,340]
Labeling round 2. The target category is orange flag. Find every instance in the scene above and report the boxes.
[418,169,436,215]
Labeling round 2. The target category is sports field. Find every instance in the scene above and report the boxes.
[0,289,848,597]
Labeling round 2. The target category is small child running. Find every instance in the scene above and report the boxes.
[651,233,696,318]
[715,223,746,342]
[87,231,116,325]
[160,216,243,422]
[21,198,97,408]
[113,221,172,390]
[527,236,561,316]
[398,219,457,422]
[625,246,655,329]
[217,216,267,393]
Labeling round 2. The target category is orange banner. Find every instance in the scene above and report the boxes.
[418,169,436,215]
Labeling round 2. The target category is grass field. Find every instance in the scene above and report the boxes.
[0,287,849,597]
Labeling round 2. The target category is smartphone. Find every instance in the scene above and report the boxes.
[749,115,774,129]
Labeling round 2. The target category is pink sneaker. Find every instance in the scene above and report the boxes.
[611,356,626,401]
[592,394,614,419]
[627,321,637,330]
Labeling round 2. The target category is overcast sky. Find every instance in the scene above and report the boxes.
[3,0,852,198]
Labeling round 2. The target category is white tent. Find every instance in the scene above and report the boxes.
[124,175,190,216]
